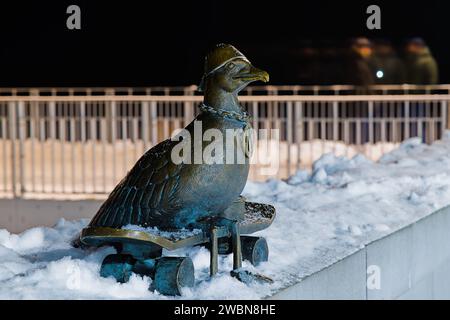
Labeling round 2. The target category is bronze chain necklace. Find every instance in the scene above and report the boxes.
[198,103,251,123]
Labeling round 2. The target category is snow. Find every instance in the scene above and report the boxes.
[2,134,450,299]
[121,225,203,241]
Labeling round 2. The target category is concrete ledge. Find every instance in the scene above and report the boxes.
[0,198,102,233]
[271,205,450,300]
[269,249,367,300]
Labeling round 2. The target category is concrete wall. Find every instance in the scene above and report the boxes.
[270,205,450,300]
[0,198,102,233]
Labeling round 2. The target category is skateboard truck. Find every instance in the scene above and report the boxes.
[204,218,242,277]
[204,217,272,284]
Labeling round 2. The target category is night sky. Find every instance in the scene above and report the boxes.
[0,0,449,86]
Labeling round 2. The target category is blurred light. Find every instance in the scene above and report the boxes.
[376,70,384,78]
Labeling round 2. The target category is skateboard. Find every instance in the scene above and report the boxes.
[79,201,276,295]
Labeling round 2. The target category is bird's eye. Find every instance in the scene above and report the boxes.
[226,62,235,70]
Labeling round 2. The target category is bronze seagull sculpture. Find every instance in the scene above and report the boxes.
[78,44,275,295]
[89,44,269,231]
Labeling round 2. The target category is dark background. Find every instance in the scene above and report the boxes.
[0,0,448,86]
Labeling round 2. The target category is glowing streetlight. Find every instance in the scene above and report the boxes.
[376,70,384,79]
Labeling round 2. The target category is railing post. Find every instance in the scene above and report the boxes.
[60,102,66,193]
[30,90,38,192]
[49,101,56,193]
[18,101,26,194]
[368,101,374,144]
[286,101,293,176]
[404,101,410,139]
[295,101,303,169]
[150,101,158,146]
[444,100,450,132]
[110,100,117,185]
[332,101,338,141]
[105,89,114,142]
[142,101,149,152]
[80,101,86,193]
[8,102,17,197]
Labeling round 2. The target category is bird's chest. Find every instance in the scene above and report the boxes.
[200,118,253,164]
[179,118,252,209]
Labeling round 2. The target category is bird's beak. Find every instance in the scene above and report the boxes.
[234,65,270,83]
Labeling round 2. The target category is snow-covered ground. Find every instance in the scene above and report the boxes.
[2,134,450,299]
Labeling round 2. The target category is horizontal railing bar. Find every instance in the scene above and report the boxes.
[0,94,449,102]
[1,84,450,93]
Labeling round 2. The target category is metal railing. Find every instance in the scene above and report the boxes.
[2,84,450,97]
[0,94,449,197]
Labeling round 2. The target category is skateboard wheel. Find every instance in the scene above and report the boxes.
[152,257,195,296]
[241,236,269,266]
[100,254,136,283]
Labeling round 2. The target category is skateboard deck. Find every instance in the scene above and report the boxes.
[80,201,275,251]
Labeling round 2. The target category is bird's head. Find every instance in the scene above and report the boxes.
[199,44,269,94]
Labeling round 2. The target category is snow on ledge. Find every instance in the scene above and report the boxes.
[2,133,450,299]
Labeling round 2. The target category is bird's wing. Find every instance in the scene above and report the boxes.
[89,139,183,228]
